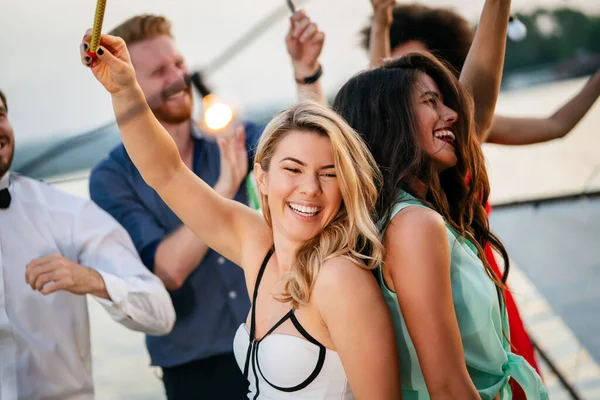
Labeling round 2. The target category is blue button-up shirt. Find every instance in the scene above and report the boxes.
[89,121,263,367]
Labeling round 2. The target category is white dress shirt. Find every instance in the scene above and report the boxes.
[0,172,176,400]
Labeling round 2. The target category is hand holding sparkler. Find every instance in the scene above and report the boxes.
[81,33,136,95]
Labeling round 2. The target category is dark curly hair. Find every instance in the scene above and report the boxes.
[360,3,474,76]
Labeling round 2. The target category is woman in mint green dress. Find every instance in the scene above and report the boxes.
[333,52,548,400]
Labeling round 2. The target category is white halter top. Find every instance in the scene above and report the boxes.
[233,248,354,399]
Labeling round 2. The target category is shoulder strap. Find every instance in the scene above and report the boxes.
[380,193,430,235]
[243,247,274,379]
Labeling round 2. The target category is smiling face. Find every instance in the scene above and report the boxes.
[412,72,459,172]
[0,96,15,178]
[255,130,343,245]
[129,35,193,124]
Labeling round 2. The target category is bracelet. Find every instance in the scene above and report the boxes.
[295,64,323,85]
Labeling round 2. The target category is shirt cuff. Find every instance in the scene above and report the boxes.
[93,270,129,317]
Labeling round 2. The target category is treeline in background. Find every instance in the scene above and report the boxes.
[498,7,600,89]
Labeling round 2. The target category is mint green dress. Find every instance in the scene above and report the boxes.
[380,190,548,399]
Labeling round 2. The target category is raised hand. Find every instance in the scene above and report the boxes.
[215,125,249,199]
[80,30,137,94]
[286,10,325,79]
[370,0,396,29]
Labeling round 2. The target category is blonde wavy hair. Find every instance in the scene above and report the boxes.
[255,100,384,308]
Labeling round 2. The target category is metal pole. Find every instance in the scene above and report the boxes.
[530,337,583,399]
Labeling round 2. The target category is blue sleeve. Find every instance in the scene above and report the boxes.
[89,160,165,271]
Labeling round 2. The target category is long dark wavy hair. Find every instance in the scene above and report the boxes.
[332,53,509,290]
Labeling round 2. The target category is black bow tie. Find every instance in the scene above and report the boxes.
[0,188,11,209]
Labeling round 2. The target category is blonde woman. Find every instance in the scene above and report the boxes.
[80,33,400,399]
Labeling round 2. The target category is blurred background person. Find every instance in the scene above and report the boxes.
[0,89,175,400]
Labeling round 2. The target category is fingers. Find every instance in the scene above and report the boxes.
[235,126,248,163]
[98,34,126,48]
[374,0,395,12]
[24,254,71,294]
[80,42,91,67]
[82,32,125,51]
[291,9,308,23]
[292,17,310,38]
[41,280,69,296]
[289,10,322,43]
[25,254,61,285]
[81,30,92,64]
[25,263,56,290]
[81,31,94,66]
[299,23,317,43]
[216,135,231,158]
[94,45,119,67]
[218,128,245,169]
[296,22,323,44]
[33,271,62,291]
[27,253,60,267]
[235,125,246,146]
[372,0,394,6]
[80,31,128,68]
[311,31,325,46]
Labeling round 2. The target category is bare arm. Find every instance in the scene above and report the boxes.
[459,0,511,139]
[486,71,600,144]
[82,34,266,267]
[154,128,250,289]
[153,226,208,289]
[155,179,242,289]
[385,207,480,399]
[313,259,401,399]
[368,0,395,68]
[286,10,327,104]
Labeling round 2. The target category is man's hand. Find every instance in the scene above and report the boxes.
[215,125,248,199]
[286,10,325,80]
[25,254,110,299]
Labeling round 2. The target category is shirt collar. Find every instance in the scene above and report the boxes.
[0,171,10,190]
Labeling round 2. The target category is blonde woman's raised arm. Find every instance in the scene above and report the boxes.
[80,33,266,266]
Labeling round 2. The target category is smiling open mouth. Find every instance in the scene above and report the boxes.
[288,202,322,217]
[165,90,187,101]
[434,129,456,145]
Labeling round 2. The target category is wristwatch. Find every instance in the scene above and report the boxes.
[295,64,323,85]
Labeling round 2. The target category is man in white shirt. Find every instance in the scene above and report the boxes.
[0,89,176,400]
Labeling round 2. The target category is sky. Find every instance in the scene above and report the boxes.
[1,0,599,143]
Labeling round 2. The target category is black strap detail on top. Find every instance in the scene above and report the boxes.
[242,248,327,397]
[255,313,326,392]
[243,247,274,380]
